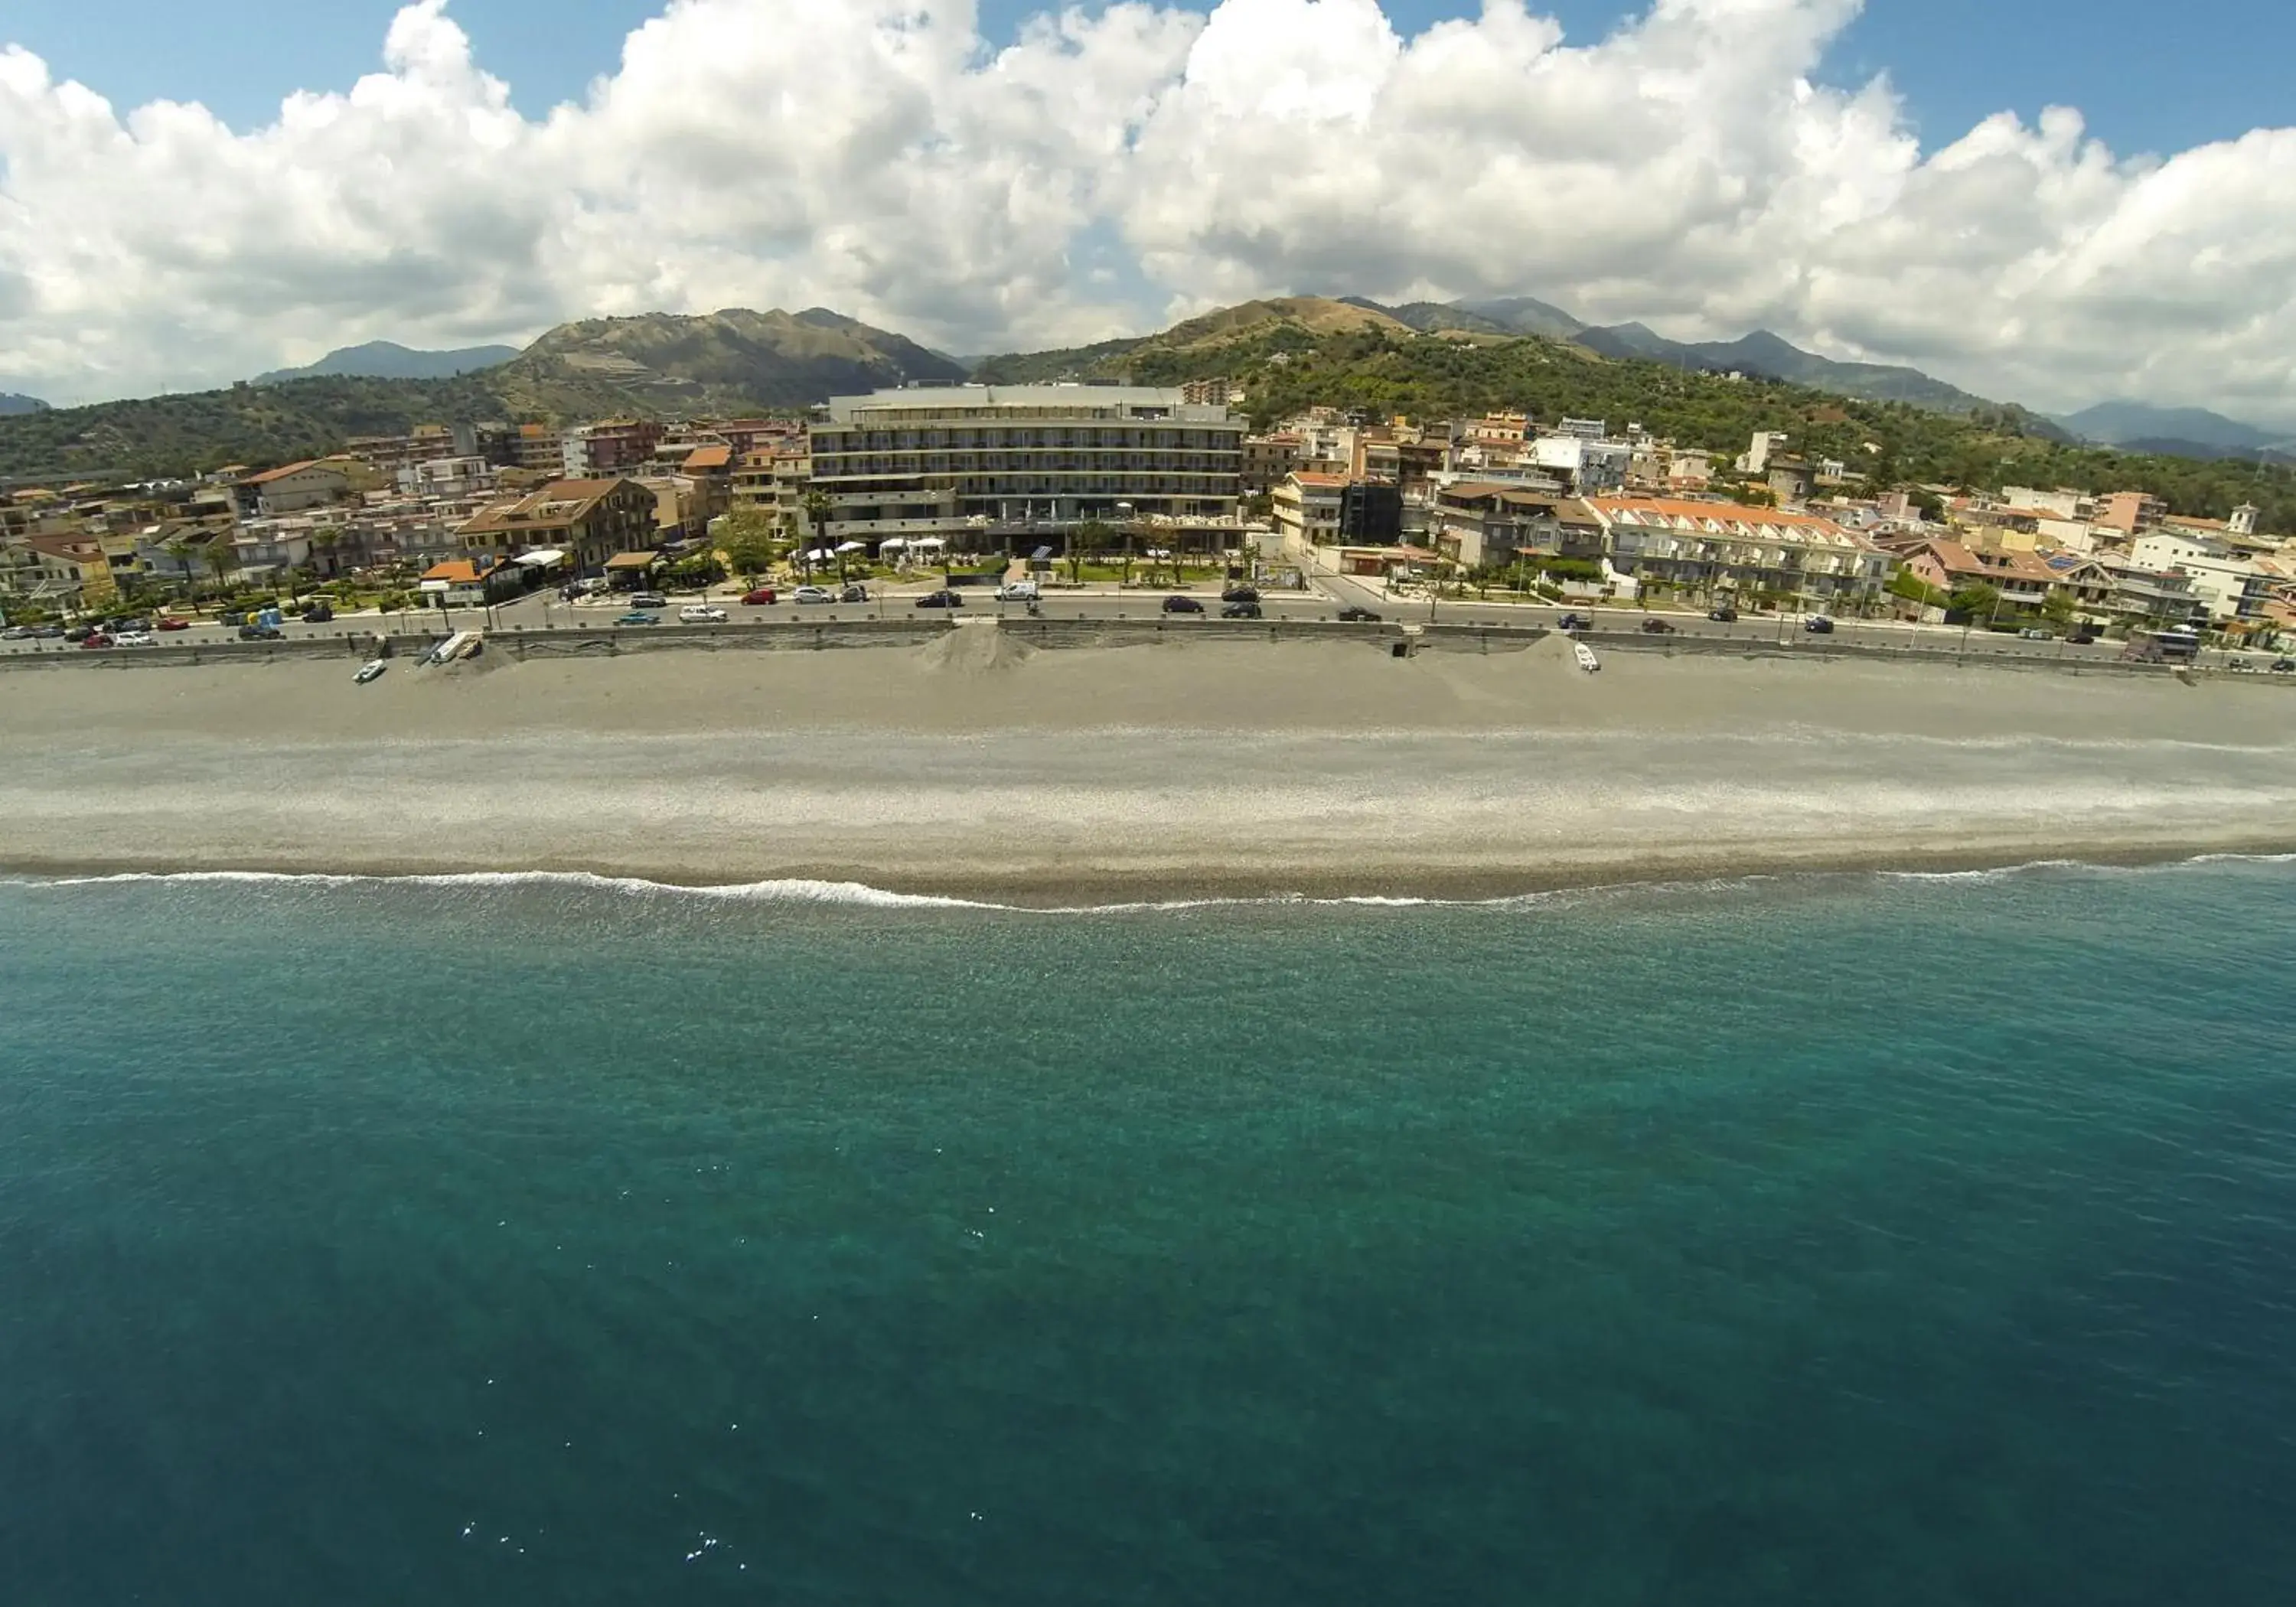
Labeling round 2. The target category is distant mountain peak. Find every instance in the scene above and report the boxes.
[2056,399,2290,457]
[256,341,523,385]
[0,392,49,416]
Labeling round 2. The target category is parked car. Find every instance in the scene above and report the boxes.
[2018,627,2053,641]
[80,632,116,650]
[2272,658,2295,674]
[1222,601,1264,620]
[1804,616,1837,634]
[302,603,334,624]
[1221,585,1261,604]
[615,611,660,626]
[0,625,30,640]
[996,581,1042,602]
[793,585,836,605]
[114,630,157,647]
[64,624,94,642]
[678,605,729,623]
[157,616,191,631]
[30,624,65,639]
[238,624,285,641]
[629,592,669,610]
[1336,606,1383,624]
[915,591,965,610]
[1640,618,1679,634]
[1163,595,1205,614]
[740,586,779,605]
[839,584,870,604]
[1707,606,1740,622]
[2069,630,2100,645]
[1557,613,1590,634]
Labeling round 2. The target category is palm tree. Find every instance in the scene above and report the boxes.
[164,539,196,600]
[801,491,831,579]
[203,539,238,600]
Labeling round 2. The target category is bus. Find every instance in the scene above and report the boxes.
[2122,627,2202,663]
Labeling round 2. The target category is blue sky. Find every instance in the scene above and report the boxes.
[5,0,2292,158]
[6,0,2296,416]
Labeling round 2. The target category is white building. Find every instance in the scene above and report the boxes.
[2129,531,2281,624]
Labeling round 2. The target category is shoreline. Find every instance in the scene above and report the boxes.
[8,643,2293,908]
[5,839,2292,908]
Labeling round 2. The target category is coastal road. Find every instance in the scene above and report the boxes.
[1301,569,2164,667]
[7,579,2284,672]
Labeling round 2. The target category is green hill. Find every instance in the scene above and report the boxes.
[984,309,2296,530]
[0,308,966,482]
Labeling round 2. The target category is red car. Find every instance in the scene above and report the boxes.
[156,617,191,631]
[741,586,779,605]
[80,632,116,650]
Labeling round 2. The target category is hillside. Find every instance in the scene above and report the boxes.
[1571,323,2014,420]
[503,308,966,412]
[971,297,1414,385]
[255,341,523,384]
[978,305,2296,531]
[0,307,964,481]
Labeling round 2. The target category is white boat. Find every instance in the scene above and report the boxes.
[354,659,388,685]
[1574,641,1601,673]
[424,629,482,666]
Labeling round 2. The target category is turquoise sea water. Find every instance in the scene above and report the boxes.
[3,863,2294,1604]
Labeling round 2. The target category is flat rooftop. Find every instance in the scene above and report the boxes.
[823,385,1233,424]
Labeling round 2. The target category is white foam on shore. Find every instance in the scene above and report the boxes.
[5,855,2289,914]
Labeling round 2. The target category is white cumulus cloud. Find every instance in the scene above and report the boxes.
[1,0,2293,423]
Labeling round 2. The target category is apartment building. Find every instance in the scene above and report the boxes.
[1587,497,1890,606]
[1432,484,1603,570]
[1899,539,2058,616]
[234,459,354,517]
[807,386,1244,546]
[2093,491,2168,539]
[456,478,660,570]
[2130,530,2283,624]
[1272,472,1346,551]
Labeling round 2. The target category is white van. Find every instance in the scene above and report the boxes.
[996,580,1042,602]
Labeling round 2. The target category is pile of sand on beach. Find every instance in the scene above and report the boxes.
[915,622,1035,676]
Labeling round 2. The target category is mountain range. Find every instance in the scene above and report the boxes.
[2052,400,2296,461]
[254,341,523,385]
[2,295,2290,494]
[0,393,48,416]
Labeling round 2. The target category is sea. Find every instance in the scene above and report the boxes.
[2,859,2293,1605]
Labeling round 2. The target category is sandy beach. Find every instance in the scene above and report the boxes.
[5,632,2294,898]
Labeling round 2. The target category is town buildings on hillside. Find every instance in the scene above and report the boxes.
[4,392,2294,649]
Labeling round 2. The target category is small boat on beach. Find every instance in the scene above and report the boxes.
[354,660,388,685]
[1574,641,1600,673]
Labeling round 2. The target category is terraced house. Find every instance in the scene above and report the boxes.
[807,385,1244,549]
[1586,497,1890,608]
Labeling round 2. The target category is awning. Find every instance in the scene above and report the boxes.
[513,548,566,568]
[605,551,659,570]
[835,541,867,554]
[910,537,947,549]
[879,538,908,552]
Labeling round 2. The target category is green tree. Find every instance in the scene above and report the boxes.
[716,507,779,583]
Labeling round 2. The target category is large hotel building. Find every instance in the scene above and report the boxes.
[806,385,1246,551]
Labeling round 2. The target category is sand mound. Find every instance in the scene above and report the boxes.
[915,622,1036,676]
